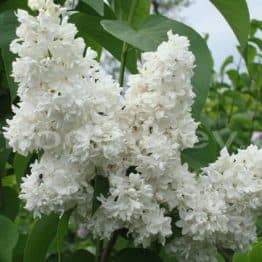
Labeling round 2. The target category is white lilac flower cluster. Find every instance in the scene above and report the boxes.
[167,145,262,261]
[4,0,123,217]
[3,1,262,261]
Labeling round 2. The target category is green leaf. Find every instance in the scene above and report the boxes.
[210,0,250,50]
[250,19,262,37]
[24,213,60,262]
[0,215,19,262]
[230,112,253,131]
[55,209,73,255]
[85,38,103,60]
[220,55,233,76]
[13,234,28,262]
[0,11,18,48]
[13,153,31,186]
[71,13,138,73]
[0,187,20,221]
[217,253,226,262]
[80,0,104,16]
[115,248,162,262]
[233,252,249,262]
[0,89,11,119]
[1,47,17,102]
[246,44,257,65]
[233,242,262,262]
[77,1,115,19]
[0,148,9,174]
[63,250,95,262]
[0,0,28,13]
[182,125,220,171]
[92,175,109,214]
[249,37,262,51]
[101,15,213,117]
[0,122,11,173]
[112,0,150,28]
[1,175,16,187]
[0,11,18,101]
[249,242,262,262]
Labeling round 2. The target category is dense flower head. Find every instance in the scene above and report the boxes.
[90,173,172,246]
[4,0,123,162]
[3,1,262,260]
[168,145,262,261]
[20,153,93,218]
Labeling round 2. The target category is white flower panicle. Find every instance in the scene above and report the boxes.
[5,0,123,220]
[3,0,262,259]
[120,31,198,210]
[168,145,262,261]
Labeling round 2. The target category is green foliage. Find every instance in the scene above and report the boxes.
[233,241,262,262]
[81,0,104,16]
[71,13,138,73]
[55,209,73,255]
[0,187,20,221]
[24,214,60,262]
[0,11,19,102]
[13,234,28,262]
[115,248,162,262]
[0,0,28,13]
[0,11,18,47]
[92,175,109,214]
[0,215,19,262]
[204,19,261,152]
[182,125,220,171]
[112,0,151,28]
[0,123,11,173]
[13,154,31,186]
[1,47,17,102]
[63,249,95,261]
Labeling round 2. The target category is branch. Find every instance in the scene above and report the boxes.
[100,231,119,262]
[96,239,103,262]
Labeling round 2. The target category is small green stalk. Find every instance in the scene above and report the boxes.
[119,43,129,87]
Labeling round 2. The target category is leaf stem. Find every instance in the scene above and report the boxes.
[118,0,138,87]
